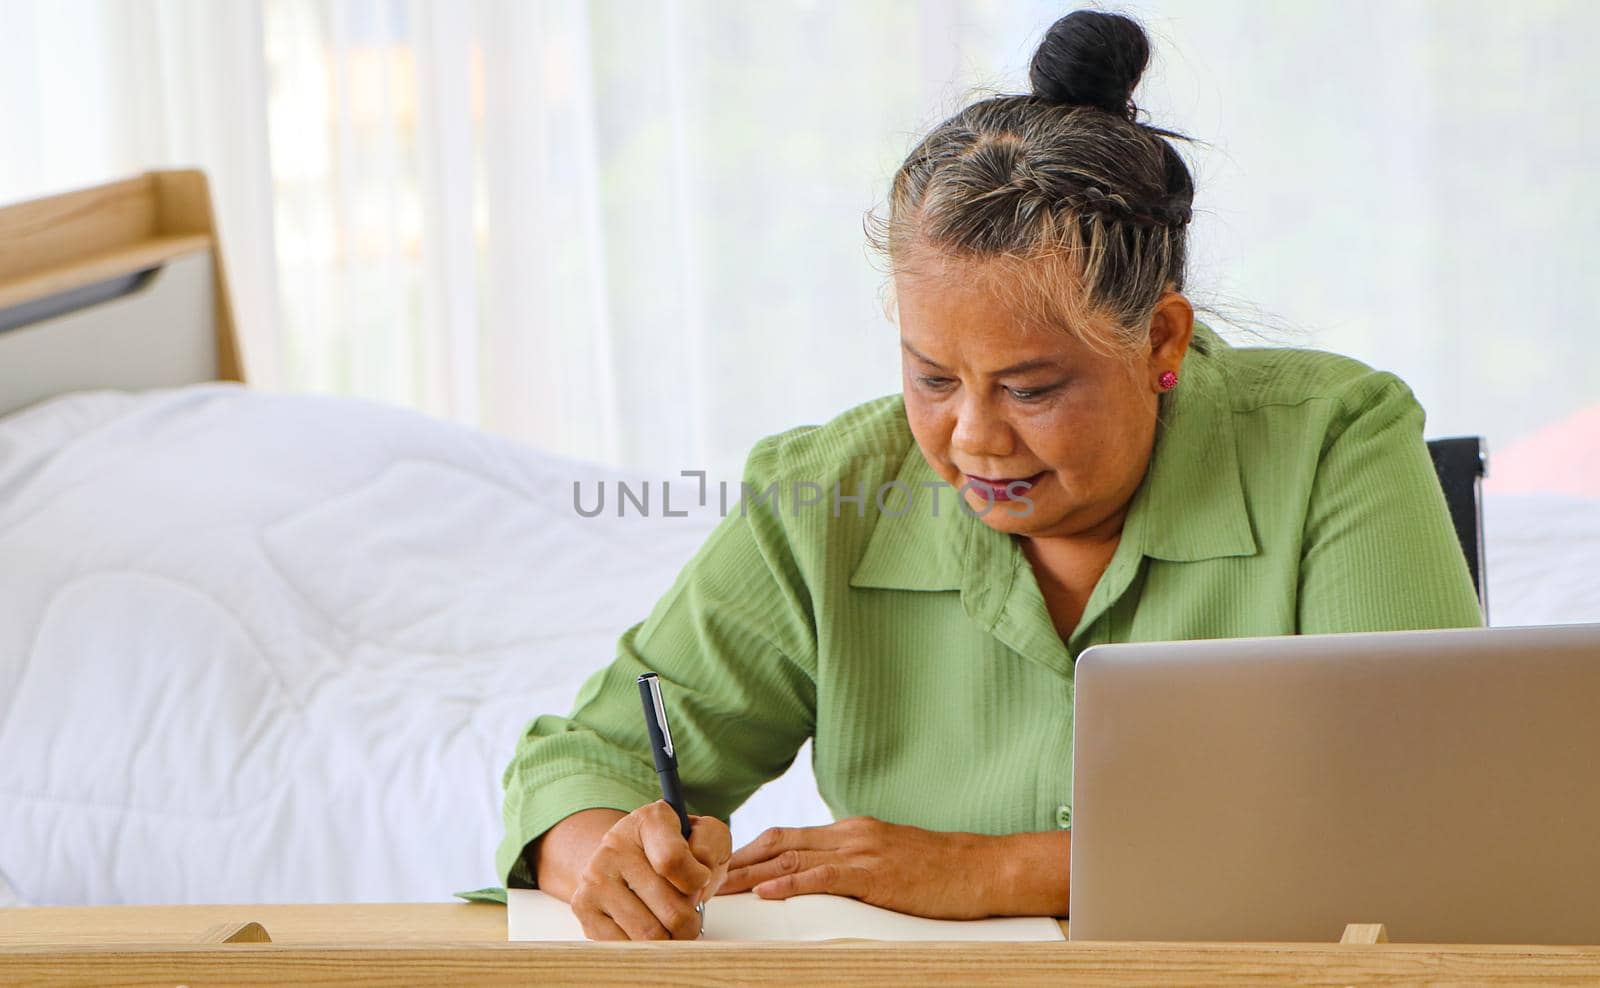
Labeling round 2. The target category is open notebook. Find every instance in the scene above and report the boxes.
[508,889,1064,941]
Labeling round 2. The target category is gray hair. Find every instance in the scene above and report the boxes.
[867,10,1196,359]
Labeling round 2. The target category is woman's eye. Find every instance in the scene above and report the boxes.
[917,375,955,391]
[1007,385,1057,402]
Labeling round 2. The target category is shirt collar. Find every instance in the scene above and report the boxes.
[849,440,969,592]
[848,321,1256,593]
[1130,322,1258,562]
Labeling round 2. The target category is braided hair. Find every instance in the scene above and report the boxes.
[867,10,1197,358]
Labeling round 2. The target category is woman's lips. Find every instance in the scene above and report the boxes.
[963,472,1044,502]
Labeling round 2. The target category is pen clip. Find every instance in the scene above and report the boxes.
[645,675,675,759]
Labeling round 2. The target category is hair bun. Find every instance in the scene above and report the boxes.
[1028,10,1150,119]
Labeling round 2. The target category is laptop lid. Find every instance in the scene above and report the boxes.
[1068,624,1600,944]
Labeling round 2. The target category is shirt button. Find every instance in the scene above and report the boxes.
[1055,805,1071,829]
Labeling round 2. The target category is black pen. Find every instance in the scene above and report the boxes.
[637,672,703,928]
[638,672,692,838]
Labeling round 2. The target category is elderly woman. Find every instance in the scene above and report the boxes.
[496,10,1481,940]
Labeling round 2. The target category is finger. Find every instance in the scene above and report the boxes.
[720,848,828,894]
[754,863,863,901]
[728,825,813,870]
[569,885,632,942]
[638,802,713,895]
[702,863,729,904]
[575,907,630,942]
[687,814,732,871]
[597,877,673,941]
[620,856,702,941]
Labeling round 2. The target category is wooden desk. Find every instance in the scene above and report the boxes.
[6,902,1600,986]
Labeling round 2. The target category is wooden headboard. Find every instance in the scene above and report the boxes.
[0,170,244,417]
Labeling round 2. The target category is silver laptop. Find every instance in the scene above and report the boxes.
[1069,624,1600,944]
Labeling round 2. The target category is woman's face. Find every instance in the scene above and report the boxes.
[895,254,1191,542]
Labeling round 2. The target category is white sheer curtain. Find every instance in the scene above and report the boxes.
[257,0,991,477]
[2,0,1596,488]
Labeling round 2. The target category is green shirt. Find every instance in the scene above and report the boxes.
[496,324,1482,885]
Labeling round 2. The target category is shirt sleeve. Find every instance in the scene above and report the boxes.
[495,439,819,887]
[1297,375,1484,634]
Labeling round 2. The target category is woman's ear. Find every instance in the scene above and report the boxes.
[1146,291,1195,387]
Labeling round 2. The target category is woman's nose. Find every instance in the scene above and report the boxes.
[950,395,1014,460]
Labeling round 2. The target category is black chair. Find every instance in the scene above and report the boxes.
[1426,437,1488,620]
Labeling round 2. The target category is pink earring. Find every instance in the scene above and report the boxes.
[1158,370,1178,391]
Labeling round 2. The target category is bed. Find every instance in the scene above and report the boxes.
[0,172,830,908]
[0,173,1595,909]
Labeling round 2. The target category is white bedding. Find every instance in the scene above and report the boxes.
[0,385,1594,907]
[0,384,825,906]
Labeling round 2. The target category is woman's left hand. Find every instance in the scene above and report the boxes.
[715,816,1006,920]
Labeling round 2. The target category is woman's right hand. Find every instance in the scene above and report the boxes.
[568,801,732,941]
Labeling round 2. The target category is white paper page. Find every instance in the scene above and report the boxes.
[508,890,797,941]
[699,893,798,941]
[507,889,587,940]
[508,890,1062,942]
[783,894,1064,941]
